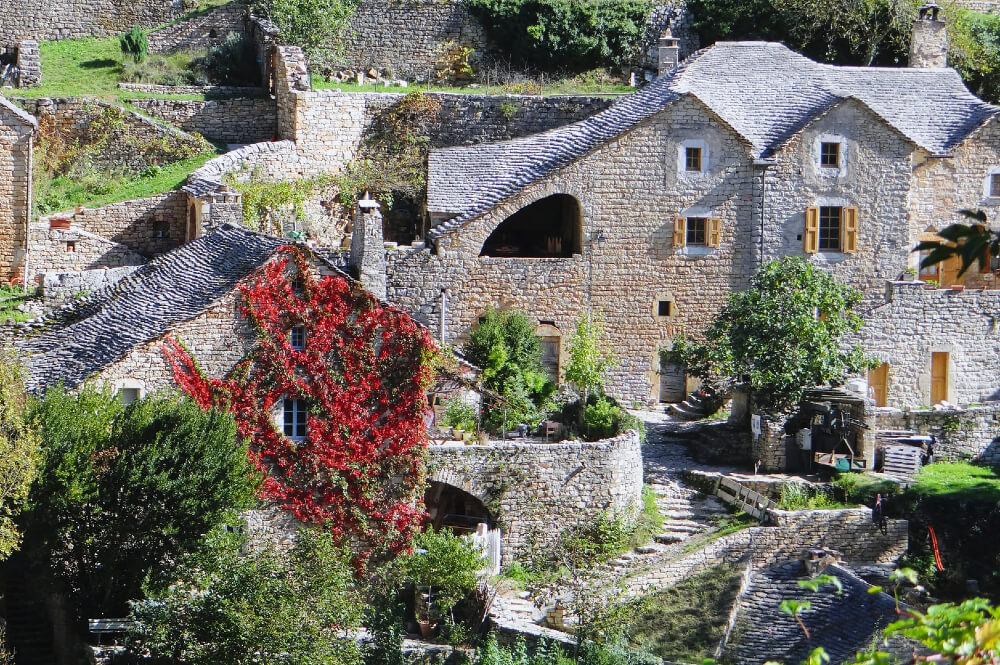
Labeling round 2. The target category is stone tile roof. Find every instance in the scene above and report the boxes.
[427,41,997,235]
[727,561,917,665]
[0,96,38,129]
[19,224,284,392]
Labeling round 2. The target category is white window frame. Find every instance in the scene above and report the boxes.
[282,398,308,441]
[677,139,710,178]
[114,379,145,406]
[984,167,1000,201]
[813,134,847,177]
[289,326,306,351]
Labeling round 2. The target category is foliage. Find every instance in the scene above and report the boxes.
[119,26,149,64]
[127,524,362,665]
[22,387,258,617]
[224,167,335,237]
[626,564,744,662]
[832,472,900,506]
[629,485,663,548]
[251,0,359,65]
[555,512,632,569]
[580,397,627,441]
[0,350,41,560]
[165,247,436,564]
[915,210,995,279]
[0,285,36,324]
[399,529,484,618]
[192,32,259,86]
[910,461,1000,503]
[670,257,874,412]
[464,307,555,433]
[475,635,575,665]
[565,314,616,401]
[441,397,478,432]
[950,9,1000,103]
[777,483,845,510]
[465,0,653,71]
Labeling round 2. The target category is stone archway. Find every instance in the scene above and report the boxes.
[424,481,494,534]
[480,194,582,258]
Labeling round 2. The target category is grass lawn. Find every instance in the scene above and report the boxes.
[36,150,221,216]
[910,461,1000,503]
[0,286,36,323]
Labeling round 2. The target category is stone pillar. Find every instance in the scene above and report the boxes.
[350,194,387,300]
[909,3,947,68]
[16,41,41,88]
[753,413,790,472]
[658,29,680,76]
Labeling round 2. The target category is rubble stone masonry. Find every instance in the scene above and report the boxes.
[0,0,179,43]
[0,104,33,282]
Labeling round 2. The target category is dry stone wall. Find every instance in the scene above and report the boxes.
[148,1,247,53]
[426,431,643,558]
[41,267,137,302]
[876,404,1000,464]
[0,0,179,43]
[126,97,277,143]
[0,102,34,283]
[57,193,188,257]
[858,281,1000,408]
[15,41,40,88]
[28,225,146,274]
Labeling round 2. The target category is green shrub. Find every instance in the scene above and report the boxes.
[441,396,478,432]
[466,0,653,71]
[399,529,484,619]
[119,26,149,63]
[777,482,844,510]
[557,512,632,568]
[583,396,623,440]
[192,32,260,85]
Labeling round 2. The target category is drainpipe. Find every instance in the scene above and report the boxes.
[753,158,776,268]
[440,288,447,346]
[23,132,33,288]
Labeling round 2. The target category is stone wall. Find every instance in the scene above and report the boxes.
[126,97,277,143]
[148,1,247,53]
[28,224,146,275]
[41,266,137,302]
[426,431,644,559]
[0,102,34,283]
[858,281,1000,408]
[16,97,210,172]
[0,0,178,43]
[875,404,1000,464]
[47,193,189,258]
[16,41,40,88]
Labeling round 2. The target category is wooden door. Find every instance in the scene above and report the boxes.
[539,336,560,383]
[931,352,949,405]
[868,362,889,407]
[659,362,687,403]
[940,255,964,287]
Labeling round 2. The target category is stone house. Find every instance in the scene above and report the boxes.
[385,13,1000,407]
[0,96,35,285]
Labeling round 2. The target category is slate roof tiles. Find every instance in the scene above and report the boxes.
[427,41,998,235]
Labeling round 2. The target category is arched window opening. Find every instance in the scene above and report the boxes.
[480,194,582,258]
[424,482,493,534]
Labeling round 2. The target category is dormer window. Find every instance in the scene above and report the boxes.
[283,398,307,440]
[820,142,840,168]
[685,147,702,172]
[290,326,306,350]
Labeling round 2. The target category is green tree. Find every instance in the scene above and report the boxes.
[252,0,359,65]
[0,350,41,560]
[127,524,362,665]
[464,307,554,432]
[564,313,616,403]
[22,387,260,618]
[670,257,873,412]
[948,9,1000,103]
[399,529,484,622]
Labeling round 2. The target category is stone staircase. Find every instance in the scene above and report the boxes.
[667,388,725,421]
[651,477,731,544]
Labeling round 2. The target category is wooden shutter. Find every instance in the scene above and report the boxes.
[708,217,722,248]
[980,246,991,274]
[804,207,819,253]
[940,254,964,287]
[842,206,859,253]
[673,217,686,247]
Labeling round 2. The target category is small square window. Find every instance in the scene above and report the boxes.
[153,221,170,239]
[818,206,842,251]
[990,173,1000,198]
[290,326,306,350]
[686,217,707,245]
[117,387,140,405]
[685,147,702,172]
[820,142,840,168]
[291,275,305,292]
[657,300,673,317]
[66,241,76,253]
[283,398,307,440]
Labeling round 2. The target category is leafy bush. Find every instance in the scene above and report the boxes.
[466,0,653,71]
[777,482,844,510]
[0,350,41,560]
[399,529,484,619]
[127,525,362,665]
[441,397,478,432]
[251,0,359,64]
[119,26,149,63]
[583,396,624,441]
[22,387,259,618]
[475,635,574,665]
[565,314,616,401]
[832,472,900,506]
[556,512,632,569]
[192,32,260,85]
[464,307,555,433]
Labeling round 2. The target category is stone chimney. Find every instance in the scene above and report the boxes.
[658,28,679,76]
[349,193,387,300]
[910,3,948,68]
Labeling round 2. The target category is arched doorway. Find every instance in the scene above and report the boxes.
[480,194,582,258]
[424,482,493,534]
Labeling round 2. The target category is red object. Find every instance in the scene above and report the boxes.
[928,526,945,571]
[49,217,71,230]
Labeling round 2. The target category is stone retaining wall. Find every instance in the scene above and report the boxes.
[426,431,644,559]
[117,83,265,95]
[16,41,40,88]
[876,404,1000,464]
[0,0,178,43]
[41,266,138,302]
[126,97,277,143]
[53,193,188,258]
[28,225,146,274]
[148,1,247,53]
